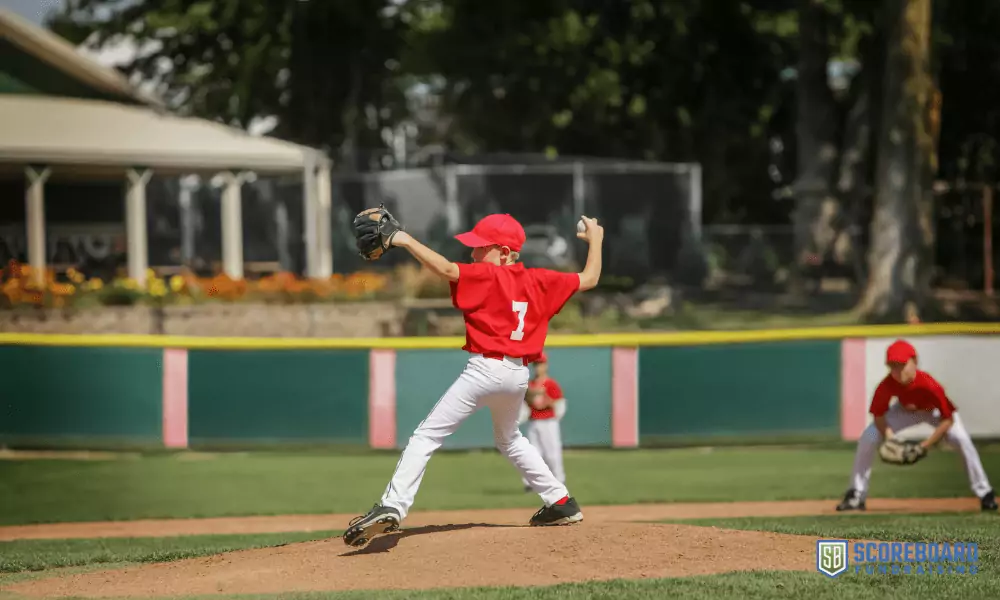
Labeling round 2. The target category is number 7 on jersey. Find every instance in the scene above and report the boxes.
[510,301,528,341]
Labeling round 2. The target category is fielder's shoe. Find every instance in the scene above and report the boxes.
[980,490,998,512]
[836,488,866,512]
[529,496,583,526]
[343,504,401,547]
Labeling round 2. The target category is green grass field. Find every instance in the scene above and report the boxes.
[2,445,997,525]
[0,446,997,599]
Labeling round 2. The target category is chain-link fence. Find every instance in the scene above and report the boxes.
[700,224,868,290]
[699,225,795,288]
[328,162,702,283]
[2,169,995,294]
[933,183,998,293]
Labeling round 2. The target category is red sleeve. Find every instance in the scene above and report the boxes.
[869,378,894,417]
[450,263,494,312]
[537,270,581,317]
[543,378,564,400]
[921,373,956,420]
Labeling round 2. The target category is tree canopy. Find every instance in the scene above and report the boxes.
[46,0,1000,320]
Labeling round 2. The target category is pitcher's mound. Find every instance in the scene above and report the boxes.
[7,522,822,598]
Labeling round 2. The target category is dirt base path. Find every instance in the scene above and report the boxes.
[4,523,829,598]
[0,498,981,599]
[0,497,979,541]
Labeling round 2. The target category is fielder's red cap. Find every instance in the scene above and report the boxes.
[455,214,526,252]
[536,352,548,363]
[886,340,917,364]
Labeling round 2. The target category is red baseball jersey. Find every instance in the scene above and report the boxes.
[527,377,564,421]
[449,262,580,361]
[869,370,957,420]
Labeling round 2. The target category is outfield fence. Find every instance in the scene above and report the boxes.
[2,323,999,451]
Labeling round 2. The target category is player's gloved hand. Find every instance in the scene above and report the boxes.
[354,204,403,261]
[879,438,928,465]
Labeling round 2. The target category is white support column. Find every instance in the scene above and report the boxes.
[689,163,703,241]
[220,171,245,279]
[126,167,152,286]
[316,157,333,277]
[25,166,50,288]
[178,175,199,265]
[302,155,320,278]
[445,165,459,234]
[572,161,585,218]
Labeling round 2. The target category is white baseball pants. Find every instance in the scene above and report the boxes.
[521,419,566,486]
[848,404,992,498]
[380,354,570,520]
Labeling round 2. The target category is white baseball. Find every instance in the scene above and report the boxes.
[577,219,587,234]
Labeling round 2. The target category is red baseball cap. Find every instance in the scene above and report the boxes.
[886,340,917,364]
[455,214,526,252]
[536,352,548,363]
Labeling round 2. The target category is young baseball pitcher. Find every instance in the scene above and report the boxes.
[343,208,604,548]
[520,353,567,490]
[836,339,997,512]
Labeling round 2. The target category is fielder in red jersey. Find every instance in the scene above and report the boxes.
[344,212,605,547]
[836,339,996,512]
[518,353,568,490]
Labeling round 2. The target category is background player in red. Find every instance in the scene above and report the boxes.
[836,339,996,512]
[519,353,567,491]
[344,212,605,547]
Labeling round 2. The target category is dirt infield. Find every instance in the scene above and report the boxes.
[0,497,981,598]
[6,523,822,598]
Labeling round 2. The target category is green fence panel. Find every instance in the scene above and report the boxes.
[394,350,491,450]
[0,345,163,447]
[638,341,841,443]
[395,348,612,450]
[539,347,612,446]
[188,350,368,445]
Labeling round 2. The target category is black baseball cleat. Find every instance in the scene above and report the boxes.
[980,490,998,512]
[343,504,401,547]
[836,489,866,512]
[529,496,583,526]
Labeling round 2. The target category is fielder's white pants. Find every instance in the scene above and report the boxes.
[521,419,566,486]
[848,404,992,498]
[381,355,569,520]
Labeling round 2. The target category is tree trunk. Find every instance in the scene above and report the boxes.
[790,0,844,295]
[857,0,936,322]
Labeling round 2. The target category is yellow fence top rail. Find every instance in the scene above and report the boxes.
[1,322,999,349]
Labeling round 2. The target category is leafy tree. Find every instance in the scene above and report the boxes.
[48,0,411,169]
[856,0,935,322]
[413,0,799,224]
[785,0,881,295]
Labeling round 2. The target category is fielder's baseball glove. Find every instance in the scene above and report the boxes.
[879,438,928,466]
[353,204,403,261]
[525,388,544,410]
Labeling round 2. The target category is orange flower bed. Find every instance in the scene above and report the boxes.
[0,260,398,308]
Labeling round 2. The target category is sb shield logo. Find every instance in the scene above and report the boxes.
[817,539,849,578]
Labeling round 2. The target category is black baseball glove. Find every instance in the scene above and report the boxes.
[353,204,403,261]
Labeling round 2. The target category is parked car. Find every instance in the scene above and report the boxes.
[518,223,577,271]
